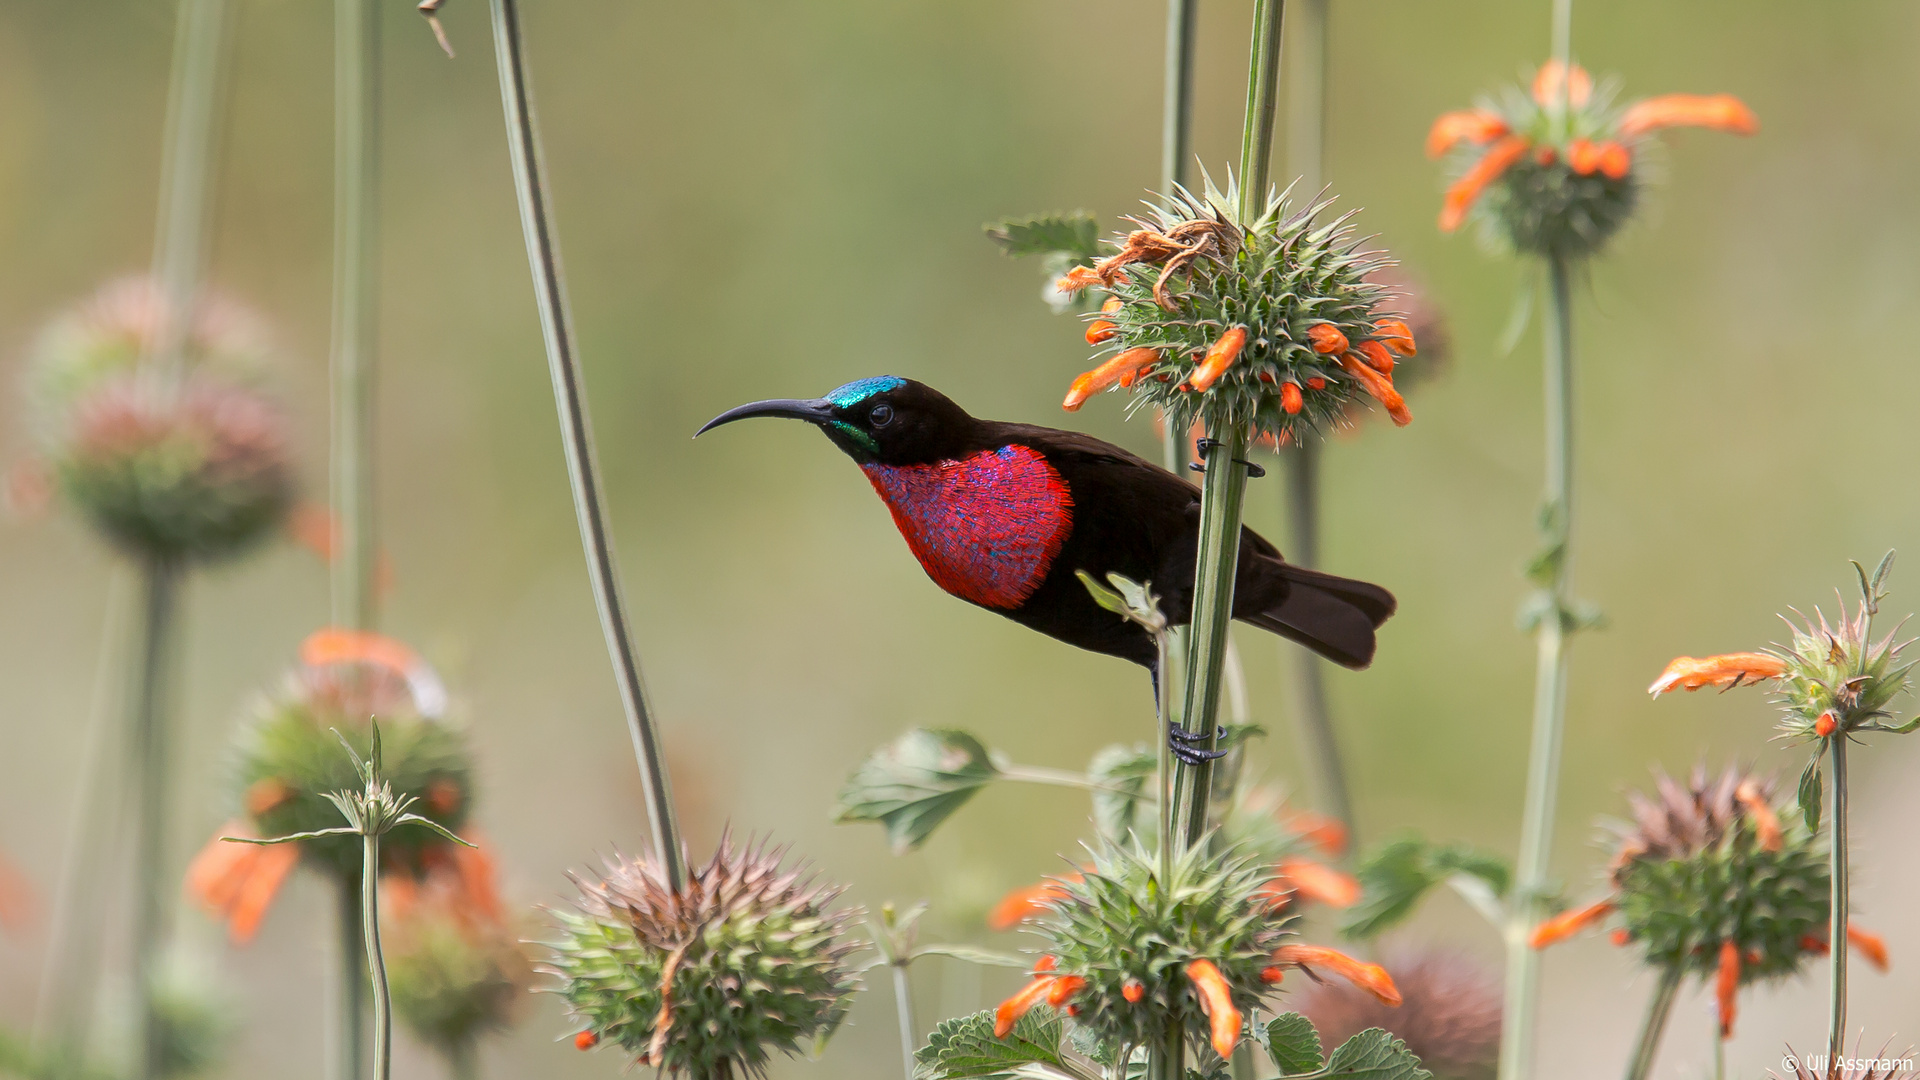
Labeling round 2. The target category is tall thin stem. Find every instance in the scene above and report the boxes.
[149,0,227,382]
[335,876,369,1080]
[486,0,684,888]
[1620,966,1681,1080]
[330,0,381,633]
[1235,0,1285,220]
[1826,735,1848,1075]
[891,963,917,1080]
[1155,0,1199,746]
[130,560,180,1080]
[1499,251,1576,1080]
[361,834,393,1080]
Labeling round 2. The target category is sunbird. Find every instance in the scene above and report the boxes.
[698,377,1395,761]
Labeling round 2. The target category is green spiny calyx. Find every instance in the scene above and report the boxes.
[1058,180,1415,447]
[548,833,863,1078]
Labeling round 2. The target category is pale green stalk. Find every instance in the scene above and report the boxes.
[1498,251,1576,1080]
[1620,966,1680,1080]
[891,964,917,1080]
[486,0,684,888]
[361,833,393,1080]
[1156,0,1199,743]
[336,877,369,1080]
[148,0,226,384]
[1827,735,1848,1073]
[130,560,180,1080]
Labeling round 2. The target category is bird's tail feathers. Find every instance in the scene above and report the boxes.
[1240,561,1396,670]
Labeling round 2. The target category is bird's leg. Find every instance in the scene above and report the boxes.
[1167,724,1229,765]
[1187,437,1266,478]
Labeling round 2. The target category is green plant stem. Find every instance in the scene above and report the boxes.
[996,765,1138,797]
[149,0,227,381]
[1499,251,1576,1080]
[447,1041,478,1080]
[890,963,916,1080]
[129,559,179,1080]
[1149,1015,1185,1080]
[330,0,381,632]
[337,875,369,1080]
[1235,0,1285,219]
[1155,625,1174,884]
[486,0,684,889]
[1620,966,1681,1080]
[1155,0,1198,759]
[1827,735,1848,1075]
[361,833,393,1080]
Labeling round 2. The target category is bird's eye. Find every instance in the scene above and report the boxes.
[869,403,894,427]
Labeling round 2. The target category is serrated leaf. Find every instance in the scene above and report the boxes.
[1261,1013,1324,1075]
[915,1006,1068,1079]
[1087,742,1155,844]
[984,211,1099,262]
[1798,756,1823,834]
[1430,844,1511,897]
[835,729,1001,853]
[1318,1029,1432,1080]
[1339,836,1438,939]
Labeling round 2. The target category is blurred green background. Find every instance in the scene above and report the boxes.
[2,0,1917,1076]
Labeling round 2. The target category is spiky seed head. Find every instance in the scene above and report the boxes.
[1024,838,1289,1055]
[233,665,473,883]
[28,278,291,564]
[1074,179,1413,447]
[547,834,863,1078]
[1608,766,1827,982]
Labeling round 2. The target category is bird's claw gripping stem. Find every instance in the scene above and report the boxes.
[1167,723,1229,765]
[1188,437,1266,478]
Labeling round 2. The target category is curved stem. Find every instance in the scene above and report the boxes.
[486,0,684,888]
[130,560,179,1080]
[330,0,381,633]
[1827,735,1848,1074]
[1499,251,1576,1080]
[336,875,369,1080]
[891,963,917,1080]
[1621,966,1682,1080]
[362,833,391,1080]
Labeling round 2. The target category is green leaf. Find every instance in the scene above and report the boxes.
[909,944,1032,969]
[1087,743,1155,844]
[1430,844,1511,897]
[914,1006,1069,1079]
[1798,756,1823,833]
[1261,1013,1324,1075]
[1076,570,1129,616]
[1341,834,1511,940]
[984,211,1099,262]
[1318,1028,1433,1080]
[835,729,1002,853]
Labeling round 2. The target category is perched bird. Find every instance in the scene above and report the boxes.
[697,377,1395,759]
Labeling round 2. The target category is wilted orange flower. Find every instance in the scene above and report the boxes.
[1270,944,1402,1007]
[1647,652,1788,697]
[1528,899,1615,949]
[1063,348,1160,411]
[1337,353,1411,426]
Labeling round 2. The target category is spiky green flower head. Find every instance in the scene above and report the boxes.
[1019,838,1289,1057]
[548,834,863,1078]
[1767,595,1914,745]
[1604,766,1827,983]
[234,655,472,883]
[1430,61,1757,261]
[27,277,292,564]
[386,902,532,1057]
[1056,179,1416,449]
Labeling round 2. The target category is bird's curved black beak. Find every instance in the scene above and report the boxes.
[694,398,836,437]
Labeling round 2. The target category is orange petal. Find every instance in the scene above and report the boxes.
[225,841,300,944]
[1357,340,1394,375]
[1440,135,1530,232]
[1647,653,1786,696]
[1122,978,1146,1002]
[1426,109,1511,159]
[1814,711,1837,737]
[1101,297,1123,314]
[1596,141,1631,180]
[1610,928,1633,947]
[1847,924,1890,973]
[1188,328,1248,392]
[1306,377,1326,391]
[1733,782,1782,852]
[1566,138,1602,176]
[1617,94,1758,139]
[1275,858,1361,909]
[451,835,505,924]
[1800,933,1831,956]
[1372,320,1416,358]
[1085,320,1118,345]
[1715,940,1740,1039]
[1307,323,1349,355]
[1271,945,1401,1007]
[1259,966,1284,985]
[994,974,1057,1038]
[1532,60,1593,109]
[1529,899,1615,948]
[1280,382,1303,415]
[185,825,264,911]
[1063,348,1160,411]
[1185,960,1242,1058]
[1056,266,1104,294]
[988,878,1078,930]
[1047,975,1087,1006]
[1338,353,1411,426]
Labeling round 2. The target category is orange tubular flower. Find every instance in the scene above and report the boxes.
[994,956,1062,1037]
[1056,266,1104,294]
[1279,382,1304,415]
[1338,353,1411,426]
[574,1030,599,1050]
[1046,975,1087,1006]
[185,825,301,944]
[1426,109,1510,159]
[1647,652,1787,697]
[1714,941,1740,1038]
[1270,945,1402,1007]
[1064,348,1160,411]
[1307,323,1349,355]
[1733,781,1783,851]
[1356,339,1394,375]
[301,627,447,717]
[1185,960,1242,1058]
[1528,898,1615,948]
[1258,966,1284,985]
[1531,59,1593,110]
[1372,319,1416,357]
[1595,141,1631,180]
[1085,320,1117,345]
[1847,924,1890,972]
[1188,327,1248,392]
[1439,135,1530,232]
[987,875,1081,930]
[1566,138,1602,176]
[1617,93,1759,139]
[1274,858,1362,909]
